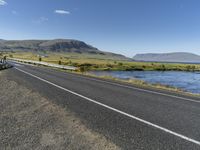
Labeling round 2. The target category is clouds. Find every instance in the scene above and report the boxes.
[32,9,70,25]
[54,10,70,15]
[12,10,17,15]
[0,0,7,6]
[32,17,48,24]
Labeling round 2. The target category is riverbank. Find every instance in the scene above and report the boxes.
[84,72,200,97]
[52,66,200,97]
[88,70,200,94]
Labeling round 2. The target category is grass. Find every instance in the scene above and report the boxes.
[4,51,200,72]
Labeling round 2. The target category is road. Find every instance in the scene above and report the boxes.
[5,61,200,149]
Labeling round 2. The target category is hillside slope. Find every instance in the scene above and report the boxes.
[133,52,200,63]
[0,39,97,52]
[0,39,128,60]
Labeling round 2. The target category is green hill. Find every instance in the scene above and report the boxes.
[0,39,129,60]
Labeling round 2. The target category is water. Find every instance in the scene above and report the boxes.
[89,71,200,94]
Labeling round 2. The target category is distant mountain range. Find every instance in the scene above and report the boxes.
[1,39,199,63]
[0,39,129,60]
[133,52,200,63]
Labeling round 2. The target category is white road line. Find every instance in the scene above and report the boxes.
[14,64,23,67]
[14,67,200,146]
[67,73,200,104]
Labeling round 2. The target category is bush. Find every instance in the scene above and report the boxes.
[79,63,93,67]
[142,65,146,68]
[131,66,144,71]
[106,64,113,68]
[72,63,79,67]
[191,65,196,71]
[186,65,196,71]
[93,65,99,69]
[161,64,166,71]
[39,57,42,62]
[80,66,89,73]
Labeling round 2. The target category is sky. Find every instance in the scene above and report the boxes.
[1,0,200,57]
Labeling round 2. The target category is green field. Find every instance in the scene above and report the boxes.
[3,51,200,72]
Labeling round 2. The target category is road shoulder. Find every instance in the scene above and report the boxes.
[0,71,120,150]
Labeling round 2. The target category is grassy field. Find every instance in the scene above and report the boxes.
[3,51,200,72]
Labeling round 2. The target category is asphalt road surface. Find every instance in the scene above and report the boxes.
[5,61,200,149]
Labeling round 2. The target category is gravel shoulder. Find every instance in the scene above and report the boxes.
[0,71,120,150]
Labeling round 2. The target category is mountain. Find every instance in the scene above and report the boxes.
[0,39,98,52]
[133,52,200,63]
[0,39,128,60]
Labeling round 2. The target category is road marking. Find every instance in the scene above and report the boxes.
[14,64,23,67]
[15,67,200,146]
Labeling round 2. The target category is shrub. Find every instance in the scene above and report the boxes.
[72,63,79,67]
[79,63,93,67]
[106,64,113,68]
[186,65,195,71]
[80,66,89,73]
[161,64,166,71]
[39,57,42,62]
[191,65,196,71]
[93,65,99,69]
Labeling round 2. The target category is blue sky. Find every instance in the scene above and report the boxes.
[1,0,200,57]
